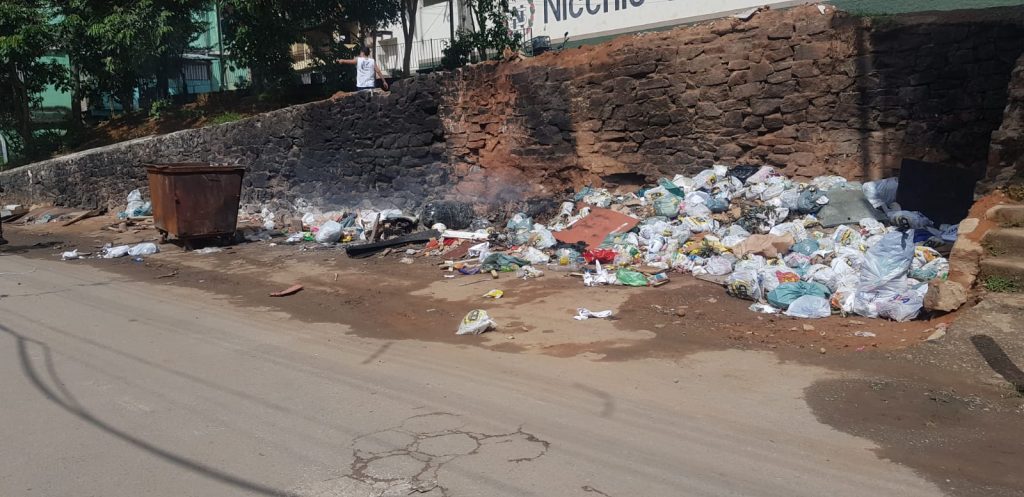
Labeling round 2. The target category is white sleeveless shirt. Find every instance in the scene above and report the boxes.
[356,57,376,88]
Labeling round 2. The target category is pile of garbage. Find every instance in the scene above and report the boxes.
[241,164,960,323]
[390,165,955,322]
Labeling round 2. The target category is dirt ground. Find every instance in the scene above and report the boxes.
[3,213,1024,496]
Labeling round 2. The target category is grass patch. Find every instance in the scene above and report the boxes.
[208,112,245,125]
[985,275,1021,293]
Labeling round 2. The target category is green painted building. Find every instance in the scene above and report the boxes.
[35,5,250,121]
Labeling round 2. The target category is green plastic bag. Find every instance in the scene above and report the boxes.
[616,268,648,287]
[766,281,830,309]
[481,253,532,272]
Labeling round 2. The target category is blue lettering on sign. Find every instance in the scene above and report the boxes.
[543,0,645,23]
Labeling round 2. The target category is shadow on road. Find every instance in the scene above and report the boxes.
[0,323,300,497]
[971,334,1024,395]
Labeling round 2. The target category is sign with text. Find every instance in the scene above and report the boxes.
[509,0,797,42]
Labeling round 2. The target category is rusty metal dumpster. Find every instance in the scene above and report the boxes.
[145,163,245,247]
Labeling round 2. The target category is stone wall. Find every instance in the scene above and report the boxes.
[0,76,448,212]
[986,52,1024,189]
[3,5,1024,214]
[442,5,1024,202]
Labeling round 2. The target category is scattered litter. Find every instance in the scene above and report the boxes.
[128,243,159,257]
[517,266,544,279]
[482,289,504,299]
[854,331,877,337]
[61,250,80,261]
[574,308,614,320]
[456,309,496,335]
[101,245,131,259]
[269,284,303,297]
[193,247,224,254]
[749,303,779,314]
[926,328,947,341]
[400,257,415,264]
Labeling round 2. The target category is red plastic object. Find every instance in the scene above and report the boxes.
[584,249,616,264]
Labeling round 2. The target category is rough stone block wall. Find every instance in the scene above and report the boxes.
[441,5,1024,202]
[0,76,448,212]
[986,52,1024,188]
[3,5,1023,213]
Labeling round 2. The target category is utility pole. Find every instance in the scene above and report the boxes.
[448,0,455,41]
[216,0,227,92]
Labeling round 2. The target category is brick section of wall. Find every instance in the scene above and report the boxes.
[441,6,1024,203]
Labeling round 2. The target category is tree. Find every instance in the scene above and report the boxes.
[221,0,306,93]
[51,0,208,114]
[398,0,418,76]
[0,0,64,158]
[441,0,521,70]
[303,0,401,86]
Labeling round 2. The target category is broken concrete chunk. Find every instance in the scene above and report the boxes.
[923,279,967,312]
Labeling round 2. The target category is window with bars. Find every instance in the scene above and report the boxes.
[184,61,212,81]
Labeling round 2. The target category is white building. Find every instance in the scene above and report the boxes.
[376,0,801,74]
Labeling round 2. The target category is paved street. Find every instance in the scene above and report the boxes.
[0,254,943,496]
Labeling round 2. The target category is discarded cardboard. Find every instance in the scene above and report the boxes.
[553,207,640,250]
[731,234,795,258]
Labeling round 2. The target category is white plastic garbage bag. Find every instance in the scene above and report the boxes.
[456,309,496,335]
[521,247,550,264]
[583,261,616,287]
[468,242,491,262]
[852,230,916,318]
[574,308,614,320]
[704,255,734,276]
[863,177,898,208]
[727,269,762,301]
[315,220,343,243]
[859,217,887,236]
[61,250,80,261]
[125,189,146,216]
[785,295,832,318]
[102,245,131,259]
[531,224,557,249]
[128,243,159,256]
[875,292,925,322]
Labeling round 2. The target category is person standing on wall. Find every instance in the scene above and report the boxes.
[339,48,389,92]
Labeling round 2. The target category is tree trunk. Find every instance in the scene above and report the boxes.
[157,54,171,100]
[180,63,190,97]
[400,0,417,76]
[10,66,33,153]
[63,60,84,132]
[472,1,487,61]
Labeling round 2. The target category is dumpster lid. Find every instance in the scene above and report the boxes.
[145,163,245,174]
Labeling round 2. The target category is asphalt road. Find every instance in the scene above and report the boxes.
[0,254,943,497]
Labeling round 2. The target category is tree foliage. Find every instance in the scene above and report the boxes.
[442,0,522,70]
[0,0,63,157]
